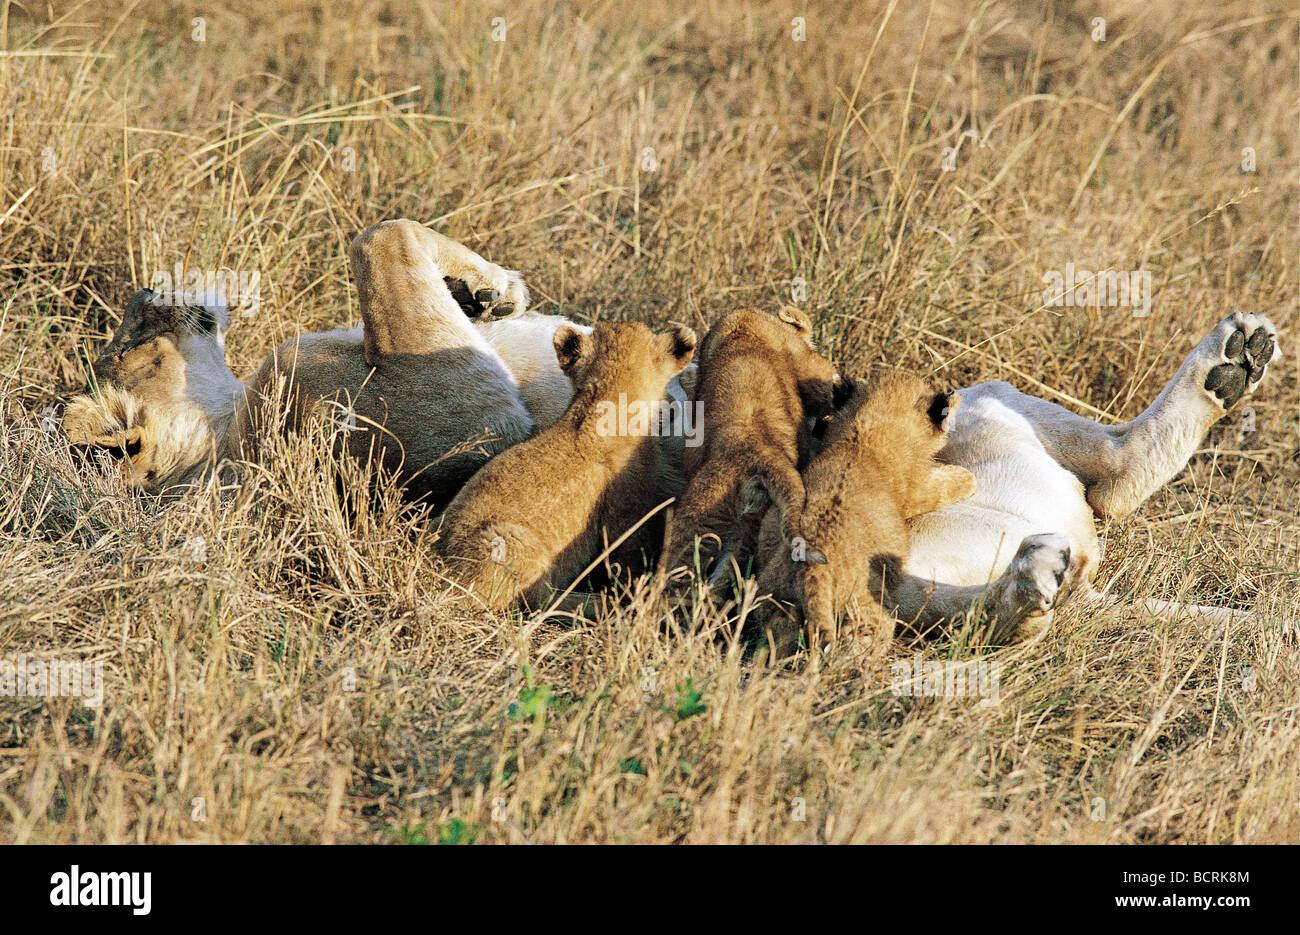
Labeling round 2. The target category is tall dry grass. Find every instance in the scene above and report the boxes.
[0,0,1296,843]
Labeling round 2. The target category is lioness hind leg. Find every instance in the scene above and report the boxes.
[420,227,528,319]
[972,314,1280,520]
[444,275,525,321]
[1084,312,1279,518]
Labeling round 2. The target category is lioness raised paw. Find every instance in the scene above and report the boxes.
[1201,312,1280,409]
[444,276,523,321]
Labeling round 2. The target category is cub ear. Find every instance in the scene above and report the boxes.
[554,326,594,374]
[832,372,856,410]
[798,378,836,420]
[662,324,697,366]
[925,389,960,431]
[777,306,813,335]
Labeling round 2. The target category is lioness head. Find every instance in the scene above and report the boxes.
[62,289,242,492]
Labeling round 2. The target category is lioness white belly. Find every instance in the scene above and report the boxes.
[904,385,1098,586]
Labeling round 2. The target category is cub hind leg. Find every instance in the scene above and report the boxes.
[741,461,825,565]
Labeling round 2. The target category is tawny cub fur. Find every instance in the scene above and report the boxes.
[437,320,697,611]
[661,306,840,581]
[753,373,977,658]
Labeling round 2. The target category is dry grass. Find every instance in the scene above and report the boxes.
[1,0,1297,843]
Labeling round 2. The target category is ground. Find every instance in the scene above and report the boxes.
[0,0,1296,843]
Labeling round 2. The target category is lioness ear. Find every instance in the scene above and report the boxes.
[111,289,157,340]
[777,306,813,334]
[125,288,158,319]
[554,326,593,374]
[662,324,697,366]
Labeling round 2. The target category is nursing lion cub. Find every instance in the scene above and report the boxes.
[437,321,697,611]
[753,373,976,658]
[660,306,841,583]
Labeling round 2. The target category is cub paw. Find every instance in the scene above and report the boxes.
[1202,312,1280,409]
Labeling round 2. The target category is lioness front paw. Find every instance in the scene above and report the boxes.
[444,274,525,320]
[1201,313,1280,409]
[1000,533,1069,615]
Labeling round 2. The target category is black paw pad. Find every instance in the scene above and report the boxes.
[444,277,480,318]
[1245,330,1275,383]
[1205,321,1275,408]
[444,279,516,320]
[1205,362,1247,407]
[1224,329,1245,360]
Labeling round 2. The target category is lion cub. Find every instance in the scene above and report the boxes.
[753,373,977,658]
[661,307,840,582]
[436,320,697,611]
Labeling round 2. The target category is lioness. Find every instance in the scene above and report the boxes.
[62,219,659,505]
[875,312,1281,641]
[62,227,1280,635]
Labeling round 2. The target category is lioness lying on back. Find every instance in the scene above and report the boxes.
[744,312,1281,648]
[63,220,535,500]
[61,220,1281,639]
